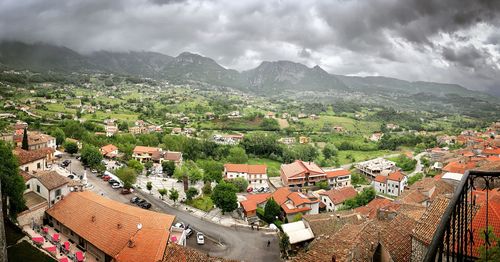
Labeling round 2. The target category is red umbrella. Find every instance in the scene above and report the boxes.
[53,233,60,242]
[76,251,84,262]
[45,246,56,253]
[64,241,70,251]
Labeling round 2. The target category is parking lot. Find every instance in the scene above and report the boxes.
[55,154,223,252]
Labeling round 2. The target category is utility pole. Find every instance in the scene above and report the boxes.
[0,179,8,262]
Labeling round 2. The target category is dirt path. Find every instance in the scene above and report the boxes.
[277,118,289,129]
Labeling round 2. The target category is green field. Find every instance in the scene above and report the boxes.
[337,150,395,165]
[298,115,381,135]
[186,195,214,212]
[248,157,282,177]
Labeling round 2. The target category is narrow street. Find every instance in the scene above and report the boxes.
[57,154,281,262]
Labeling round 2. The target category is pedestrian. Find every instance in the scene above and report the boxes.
[267,240,270,247]
[251,224,254,230]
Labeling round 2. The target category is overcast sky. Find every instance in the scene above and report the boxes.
[1,0,499,94]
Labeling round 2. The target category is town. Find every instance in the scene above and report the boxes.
[0,68,499,262]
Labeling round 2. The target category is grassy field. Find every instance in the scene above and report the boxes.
[82,110,138,122]
[186,195,214,212]
[200,118,264,130]
[337,150,395,165]
[298,115,380,135]
[248,158,282,177]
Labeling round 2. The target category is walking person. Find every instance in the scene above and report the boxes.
[267,240,270,247]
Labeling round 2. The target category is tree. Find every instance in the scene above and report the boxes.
[169,188,179,203]
[264,198,281,223]
[211,182,238,213]
[260,118,280,130]
[146,181,153,194]
[227,147,248,164]
[127,159,144,174]
[162,161,176,177]
[408,173,424,186]
[197,159,223,182]
[0,141,26,216]
[292,213,303,222]
[202,181,212,195]
[316,181,329,190]
[80,145,103,169]
[144,161,153,172]
[158,188,168,200]
[52,128,66,146]
[186,187,198,201]
[322,143,338,159]
[63,141,78,155]
[115,167,137,189]
[173,164,189,181]
[228,177,249,192]
[117,121,129,131]
[279,233,290,259]
[21,127,29,150]
[186,161,203,184]
[479,226,500,261]
[343,187,376,209]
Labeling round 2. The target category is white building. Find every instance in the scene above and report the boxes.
[372,171,408,197]
[13,147,54,173]
[323,168,352,188]
[355,158,396,178]
[319,187,358,212]
[224,164,268,188]
[24,170,72,207]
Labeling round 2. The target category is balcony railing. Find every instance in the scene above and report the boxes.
[424,170,500,261]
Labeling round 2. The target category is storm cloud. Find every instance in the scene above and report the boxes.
[0,0,499,93]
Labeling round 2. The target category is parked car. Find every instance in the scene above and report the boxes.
[196,232,205,245]
[91,169,97,174]
[121,188,133,194]
[174,222,185,228]
[67,174,75,180]
[61,160,71,167]
[111,183,122,189]
[139,202,151,209]
[258,187,265,193]
[136,199,147,206]
[130,197,141,204]
[108,179,118,185]
[246,187,253,193]
[102,175,111,181]
[185,228,193,238]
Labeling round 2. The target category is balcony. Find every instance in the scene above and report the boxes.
[424,170,500,261]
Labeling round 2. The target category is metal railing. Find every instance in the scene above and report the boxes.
[424,170,500,261]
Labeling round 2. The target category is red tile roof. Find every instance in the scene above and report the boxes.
[224,164,267,174]
[442,160,477,174]
[162,244,236,262]
[32,171,70,191]
[271,187,292,205]
[482,147,500,155]
[288,192,319,206]
[388,171,405,182]
[280,160,324,179]
[325,169,350,178]
[319,187,357,205]
[471,191,500,257]
[354,198,393,219]
[164,151,182,161]
[47,191,174,262]
[13,147,53,165]
[374,175,387,183]
[239,193,271,212]
[100,144,118,155]
[133,146,161,154]
[412,195,450,245]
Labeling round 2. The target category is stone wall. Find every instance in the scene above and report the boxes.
[17,203,48,227]
[411,237,428,262]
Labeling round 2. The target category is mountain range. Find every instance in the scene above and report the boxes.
[0,41,496,100]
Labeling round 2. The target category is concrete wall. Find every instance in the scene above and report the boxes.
[20,158,47,173]
[17,203,48,227]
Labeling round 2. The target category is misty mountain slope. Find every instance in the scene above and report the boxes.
[242,61,348,94]
[0,41,496,100]
[160,52,245,87]
[0,41,96,72]
[87,51,174,78]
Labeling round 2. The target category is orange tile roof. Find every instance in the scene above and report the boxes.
[483,147,500,155]
[162,244,236,262]
[32,171,70,191]
[46,191,174,262]
[19,170,33,182]
[164,151,182,161]
[13,147,53,165]
[354,198,392,219]
[280,160,324,179]
[272,187,292,205]
[471,192,500,257]
[325,169,350,178]
[224,164,267,174]
[388,171,405,182]
[412,195,450,245]
[281,204,311,214]
[133,146,161,154]
[374,175,387,183]
[442,161,477,174]
[288,192,319,206]
[319,187,357,205]
[100,144,118,155]
[239,193,271,212]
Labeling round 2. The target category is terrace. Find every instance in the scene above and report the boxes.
[24,223,95,262]
[424,170,500,261]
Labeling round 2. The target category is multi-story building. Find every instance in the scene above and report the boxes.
[372,171,408,197]
[13,147,54,173]
[15,132,56,150]
[355,158,396,178]
[319,186,358,212]
[224,164,267,188]
[323,168,351,188]
[280,160,327,187]
[132,146,182,165]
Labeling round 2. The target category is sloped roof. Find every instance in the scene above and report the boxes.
[272,187,292,205]
[133,146,161,154]
[32,171,70,191]
[319,187,357,205]
[471,191,500,257]
[281,160,324,179]
[13,147,53,165]
[240,193,271,212]
[387,171,405,182]
[354,198,393,219]
[19,170,33,182]
[100,144,118,155]
[442,160,477,174]
[224,164,267,174]
[412,195,450,245]
[163,244,236,262]
[164,151,182,161]
[47,191,174,262]
[374,175,387,183]
[325,169,350,178]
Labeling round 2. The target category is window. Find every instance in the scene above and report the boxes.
[25,166,29,172]
[37,162,41,169]
[27,184,30,189]
[36,185,41,193]
[55,189,61,196]
[330,203,332,207]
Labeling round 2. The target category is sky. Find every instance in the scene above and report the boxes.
[0,0,499,94]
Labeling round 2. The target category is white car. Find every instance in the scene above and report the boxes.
[111,183,122,189]
[196,232,204,245]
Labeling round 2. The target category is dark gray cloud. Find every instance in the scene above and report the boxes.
[0,0,499,93]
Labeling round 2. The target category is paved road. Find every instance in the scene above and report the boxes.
[58,154,281,262]
[409,152,427,177]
